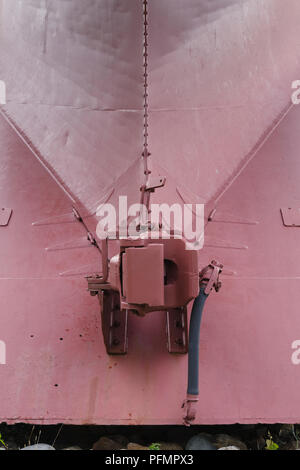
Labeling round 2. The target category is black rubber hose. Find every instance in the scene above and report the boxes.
[187,286,209,396]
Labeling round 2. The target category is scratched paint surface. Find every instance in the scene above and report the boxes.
[0,0,300,424]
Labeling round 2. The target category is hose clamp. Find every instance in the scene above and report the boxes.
[200,260,223,295]
[182,396,199,427]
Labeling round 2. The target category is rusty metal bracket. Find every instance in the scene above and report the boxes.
[0,208,12,226]
[166,307,188,354]
[99,291,128,355]
[141,177,166,193]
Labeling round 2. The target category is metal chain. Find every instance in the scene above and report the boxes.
[142,0,150,171]
[139,0,151,226]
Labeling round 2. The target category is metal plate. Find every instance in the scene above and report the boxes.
[100,291,128,355]
[0,208,12,226]
[281,208,300,227]
[166,308,188,354]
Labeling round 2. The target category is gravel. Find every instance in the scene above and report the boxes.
[0,423,299,450]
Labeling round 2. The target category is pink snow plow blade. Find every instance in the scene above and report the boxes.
[0,0,300,424]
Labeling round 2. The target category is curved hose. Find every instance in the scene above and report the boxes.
[183,286,208,426]
[187,286,208,396]
[182,260,223,426]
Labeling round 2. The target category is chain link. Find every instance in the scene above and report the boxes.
[142,0,150,170]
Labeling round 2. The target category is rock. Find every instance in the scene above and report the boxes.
[127,443,149,451]
[92,436,123,451]
[218,446,240,451]
[279,424,295,441]
[62,446,82,450]
[213,434,247,450]
[158,442,183,451]
[282,440,300,450]
[185,434,217,451]
[107,435,129,447]
[21,444,55,451]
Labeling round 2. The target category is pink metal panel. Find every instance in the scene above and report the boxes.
[1,0,300,213]
[2,102,300,425]
[123,245,165,306]
[148,0,300,204]
[0,0,144,213]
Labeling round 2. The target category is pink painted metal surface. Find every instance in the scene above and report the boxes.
[1,0,300,424]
